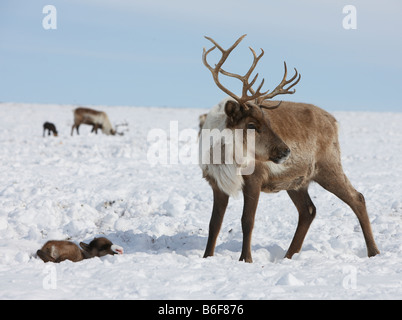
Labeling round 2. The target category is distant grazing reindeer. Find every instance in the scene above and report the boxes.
[199,35,380,262]
[43,122,58,137]
[37,237,123,263]
[71,107,116,136]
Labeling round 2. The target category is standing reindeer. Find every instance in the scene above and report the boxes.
[71,107,116,136]
[199,34,379,263]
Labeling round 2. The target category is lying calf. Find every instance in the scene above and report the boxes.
[37,237,123,263]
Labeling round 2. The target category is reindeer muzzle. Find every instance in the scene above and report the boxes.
[111,244,124,255]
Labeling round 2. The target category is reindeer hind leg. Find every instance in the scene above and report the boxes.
[314,163,380,257]
[37,250,56,263]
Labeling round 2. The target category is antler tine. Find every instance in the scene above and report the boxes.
[204,34,246,56]
[285,68,301,91]
[203,36,301,110]
[256,61,301,104]
[241,47,268,100]
[213,45,269,107]
[260,100,282,110]
[244,47,264,79]
[202,35,248,104]
[203,34,273,109]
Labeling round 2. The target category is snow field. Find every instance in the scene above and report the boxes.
[0,102,402,299]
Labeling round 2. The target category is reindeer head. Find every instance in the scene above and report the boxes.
[203,34,300,164]
[223,99,290,164]
[79,237,123,259]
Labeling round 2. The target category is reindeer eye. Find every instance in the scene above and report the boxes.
[247,123,257,130]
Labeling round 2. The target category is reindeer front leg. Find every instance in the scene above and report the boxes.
[239,177,261,263]
[203,186,229,258]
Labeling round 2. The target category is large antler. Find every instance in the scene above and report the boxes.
[202,34,301,110]
[254,62,301,109]
[114,121,129,136]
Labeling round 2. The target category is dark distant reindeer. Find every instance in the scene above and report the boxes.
[43,122,58,137]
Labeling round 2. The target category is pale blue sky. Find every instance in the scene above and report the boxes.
[1,0,401,111]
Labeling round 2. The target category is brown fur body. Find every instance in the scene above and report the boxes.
[201,34,379,263]
[253,101,338,193]
[201,99,380,262]
[71,107,116,136]
[37,237,123,263]
[37,240,84,263]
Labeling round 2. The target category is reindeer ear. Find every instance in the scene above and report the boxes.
[224,100,244,124]
[79,242,90,252]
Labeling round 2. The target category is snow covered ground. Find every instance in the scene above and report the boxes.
[0,102,401,300]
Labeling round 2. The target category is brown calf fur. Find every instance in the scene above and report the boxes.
[37,237,123,263]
